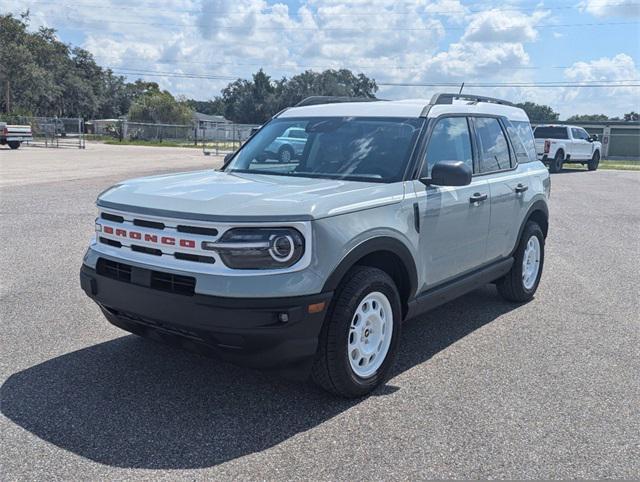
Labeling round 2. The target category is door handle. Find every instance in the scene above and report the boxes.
[469,192,488,204]
[515,183,529,193]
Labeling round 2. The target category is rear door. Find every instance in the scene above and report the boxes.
[480,118,535,260]
[412,116,491,291]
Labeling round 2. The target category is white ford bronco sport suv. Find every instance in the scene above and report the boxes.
[81,93,550,397]
[534,124,602,173]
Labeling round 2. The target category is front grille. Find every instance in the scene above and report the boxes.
[131,244,162,256]
[101,212,124,223]
[133,219,165,230]
[177,225,219,236]
[150,271,196,296]
[174,252,215,264]
[97,258,131,282]
[99,237,122,248]
[96,258,196,296]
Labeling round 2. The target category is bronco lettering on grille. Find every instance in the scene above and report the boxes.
[102,226,197,249]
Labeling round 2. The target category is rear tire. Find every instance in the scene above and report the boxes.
[8,141,20,150]
[588,151,600,171]
[549,151,563,173]
[497,222,545,302]
[312,266,402,398]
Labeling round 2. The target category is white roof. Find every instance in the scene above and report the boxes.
[279,98,529,122]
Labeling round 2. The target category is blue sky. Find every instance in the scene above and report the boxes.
[5,0,640,117]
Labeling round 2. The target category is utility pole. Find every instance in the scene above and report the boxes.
[5,80,10,113]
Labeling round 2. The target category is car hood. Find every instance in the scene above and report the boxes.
[98,169,405,221]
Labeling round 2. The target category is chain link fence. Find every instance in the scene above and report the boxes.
[0,116,85,148]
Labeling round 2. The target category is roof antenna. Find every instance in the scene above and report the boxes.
[459,82,465,94]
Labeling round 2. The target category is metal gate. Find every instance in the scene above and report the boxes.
[0,116,86,148]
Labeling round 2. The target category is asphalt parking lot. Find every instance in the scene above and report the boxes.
[1,143,639,480]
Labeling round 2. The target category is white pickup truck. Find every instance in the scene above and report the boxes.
[533,124,601,172]
[0,122,33,150]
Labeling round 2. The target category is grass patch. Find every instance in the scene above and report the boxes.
[563,160,640,171]
[102,139,202,148]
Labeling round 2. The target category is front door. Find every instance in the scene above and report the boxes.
[571,127,591,160]
[412,116,491,293]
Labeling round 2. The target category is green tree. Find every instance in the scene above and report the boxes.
[218,69,378,123]
[565,114,609,122]
[128,90,193,124]
[185,98,225,116]
[624,111,639,121]
[515,102,560,123]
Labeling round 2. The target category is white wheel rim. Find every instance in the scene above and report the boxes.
[347,291,393,378]
[522,235,541,290]
[281,150,291,162]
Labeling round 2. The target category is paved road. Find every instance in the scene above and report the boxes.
[1,146,639,480]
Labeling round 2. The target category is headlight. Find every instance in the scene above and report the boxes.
[202,228,305,269]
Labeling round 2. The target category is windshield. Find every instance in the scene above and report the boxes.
[225,117,424,183]
[534,126,568,139]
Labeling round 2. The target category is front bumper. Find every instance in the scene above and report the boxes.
[80,263,332,377]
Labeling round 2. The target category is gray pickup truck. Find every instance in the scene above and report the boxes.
[81,93,550,397]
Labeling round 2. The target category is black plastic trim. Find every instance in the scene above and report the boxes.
[322,237,418,298]
[406,258,514,320]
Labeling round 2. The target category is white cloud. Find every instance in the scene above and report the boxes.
[580,0,640,17]
[462,9,550,43]
[4,0,638,117]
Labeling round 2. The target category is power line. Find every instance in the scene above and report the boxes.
[21,0,640,17]
[58,18,639,32]
[110,68,640,88]
[113,60,575,72]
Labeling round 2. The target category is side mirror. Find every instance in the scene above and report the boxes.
[420,160,472,187]
[590,134,598,142]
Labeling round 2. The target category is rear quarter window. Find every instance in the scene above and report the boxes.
[534,126,568,139]
[509,120,537,163]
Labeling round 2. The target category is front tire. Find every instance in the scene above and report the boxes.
[588,151,600,171]
[8,141,20,150]
[497,222,545,302]
[312,266,402,398]
[549,151,563,173]
[278,145,294,163]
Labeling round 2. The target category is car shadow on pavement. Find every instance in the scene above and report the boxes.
[1,285,518,469]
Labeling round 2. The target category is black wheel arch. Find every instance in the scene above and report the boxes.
[322,236,418,319]
[511,200,549,256]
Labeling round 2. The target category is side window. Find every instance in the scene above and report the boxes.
[571,128,582,139]
[474,117,511,172]
[579,128,590,140]
[512,120,537,162]
[505,120,530,164]
[422,117,473,176]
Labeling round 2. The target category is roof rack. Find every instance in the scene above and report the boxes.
[430,93,514,107]
[420,92,514,116]
[295,96,385,107]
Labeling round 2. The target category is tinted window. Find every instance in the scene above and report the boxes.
[534,126,568,139]
[506,121,531,164]
[474,117,511,172]
[423,117,473,176]
[511,120,537,162]
[226,117,424,183]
